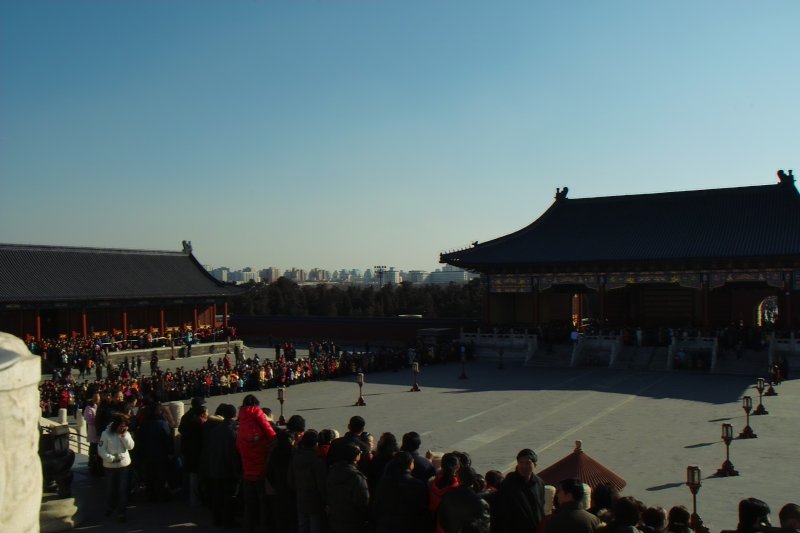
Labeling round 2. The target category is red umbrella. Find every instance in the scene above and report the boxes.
[538,440,626,491]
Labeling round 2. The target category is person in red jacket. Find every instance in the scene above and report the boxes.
[430,452,461,533]
[236,394,277,533]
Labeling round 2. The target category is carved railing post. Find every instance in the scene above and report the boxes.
[0,332,42,533]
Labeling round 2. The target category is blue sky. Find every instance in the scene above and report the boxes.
[2,1,798,273]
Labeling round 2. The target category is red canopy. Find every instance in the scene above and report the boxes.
[538,440,626,491]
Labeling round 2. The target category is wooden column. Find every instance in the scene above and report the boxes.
[532,284,540,326]
[81,309,87,337]
[223,302,229,329]
[785,282,793,328]
[193,306,199,331]
[599,283,606,323]
[702,282,710,331]
[35,310,42,341]
[212,303,218,327]
[122,309,128,337]
[160,308,165,335]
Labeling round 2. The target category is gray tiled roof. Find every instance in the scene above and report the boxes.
[0,244,238,302]
[441,179,800,270]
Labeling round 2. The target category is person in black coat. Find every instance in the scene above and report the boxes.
[368,432,399,495]
[178,397,208,507]
[719,498,772,533]
[268,414,305,533]
[203,403,241,528]
[136,401,174,501]
[438,466,491,533]
[494,448,545,533]
[401,431,436,484]
[372,451,430,533]
[288,430,328,533]
[327,444,370,533]
[327,416,371,475]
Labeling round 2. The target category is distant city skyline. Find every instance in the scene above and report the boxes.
[206,263,473,285]
[2,1,798,272]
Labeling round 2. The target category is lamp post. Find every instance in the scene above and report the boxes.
[355,372,366,406]
[686,466,711,533]
[764,381,778,396]
[410,362,420,392]
[277,387,286,426]
[715,423,739,476]
[738,396,757,439]
[753,378,769,415]
[765,375,778,396]
[459,351,468,380]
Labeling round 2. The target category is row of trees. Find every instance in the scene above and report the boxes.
[230,278,482,318]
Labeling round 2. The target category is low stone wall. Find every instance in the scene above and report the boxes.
[104,340,243,365]
[0,331,42,533]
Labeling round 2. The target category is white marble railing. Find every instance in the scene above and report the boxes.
[460,331,538,363]
[669,336,718,371]
[571,335,622,367]
[770,333,799,367]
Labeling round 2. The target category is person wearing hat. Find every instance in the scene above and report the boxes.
[267,414,306,533]
[204,403,241,528]
[544,478,601,533]
[178,396,208,507]
[495,448,546,533]
[326,443,369,533]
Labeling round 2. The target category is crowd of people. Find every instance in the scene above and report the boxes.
[37,336,797,532]
[38,343,431,419]
[28,326,238,372]
[88,399,799,533]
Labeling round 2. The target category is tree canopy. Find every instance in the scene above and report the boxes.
[230,278,481,319]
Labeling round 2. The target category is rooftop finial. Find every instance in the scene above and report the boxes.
[555,186,569,201]
[574,440,583,453]
[182,240,193,254]
[778,169,795,185]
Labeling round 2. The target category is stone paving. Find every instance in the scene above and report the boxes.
[70,351,798,532]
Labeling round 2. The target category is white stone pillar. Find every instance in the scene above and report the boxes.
[58,408,68,425]
[0,332,42,533]
[74,409,87,455]
[74,409,85,435]
[166,401,184,430]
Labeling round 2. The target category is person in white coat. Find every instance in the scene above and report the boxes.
[98,413,135,522]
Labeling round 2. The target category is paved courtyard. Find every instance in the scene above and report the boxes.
[72,351,798,532]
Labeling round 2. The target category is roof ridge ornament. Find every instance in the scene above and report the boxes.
[555,186,569,202]
[777,169,795,185]
[182,240,193,254]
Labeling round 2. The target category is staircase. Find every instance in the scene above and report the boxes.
[647,347,670,371]
[713,348,769,377]
[609,346,637,369]
[525,344,573,367]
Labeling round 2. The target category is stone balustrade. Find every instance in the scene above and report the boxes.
[0,331,43,533]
